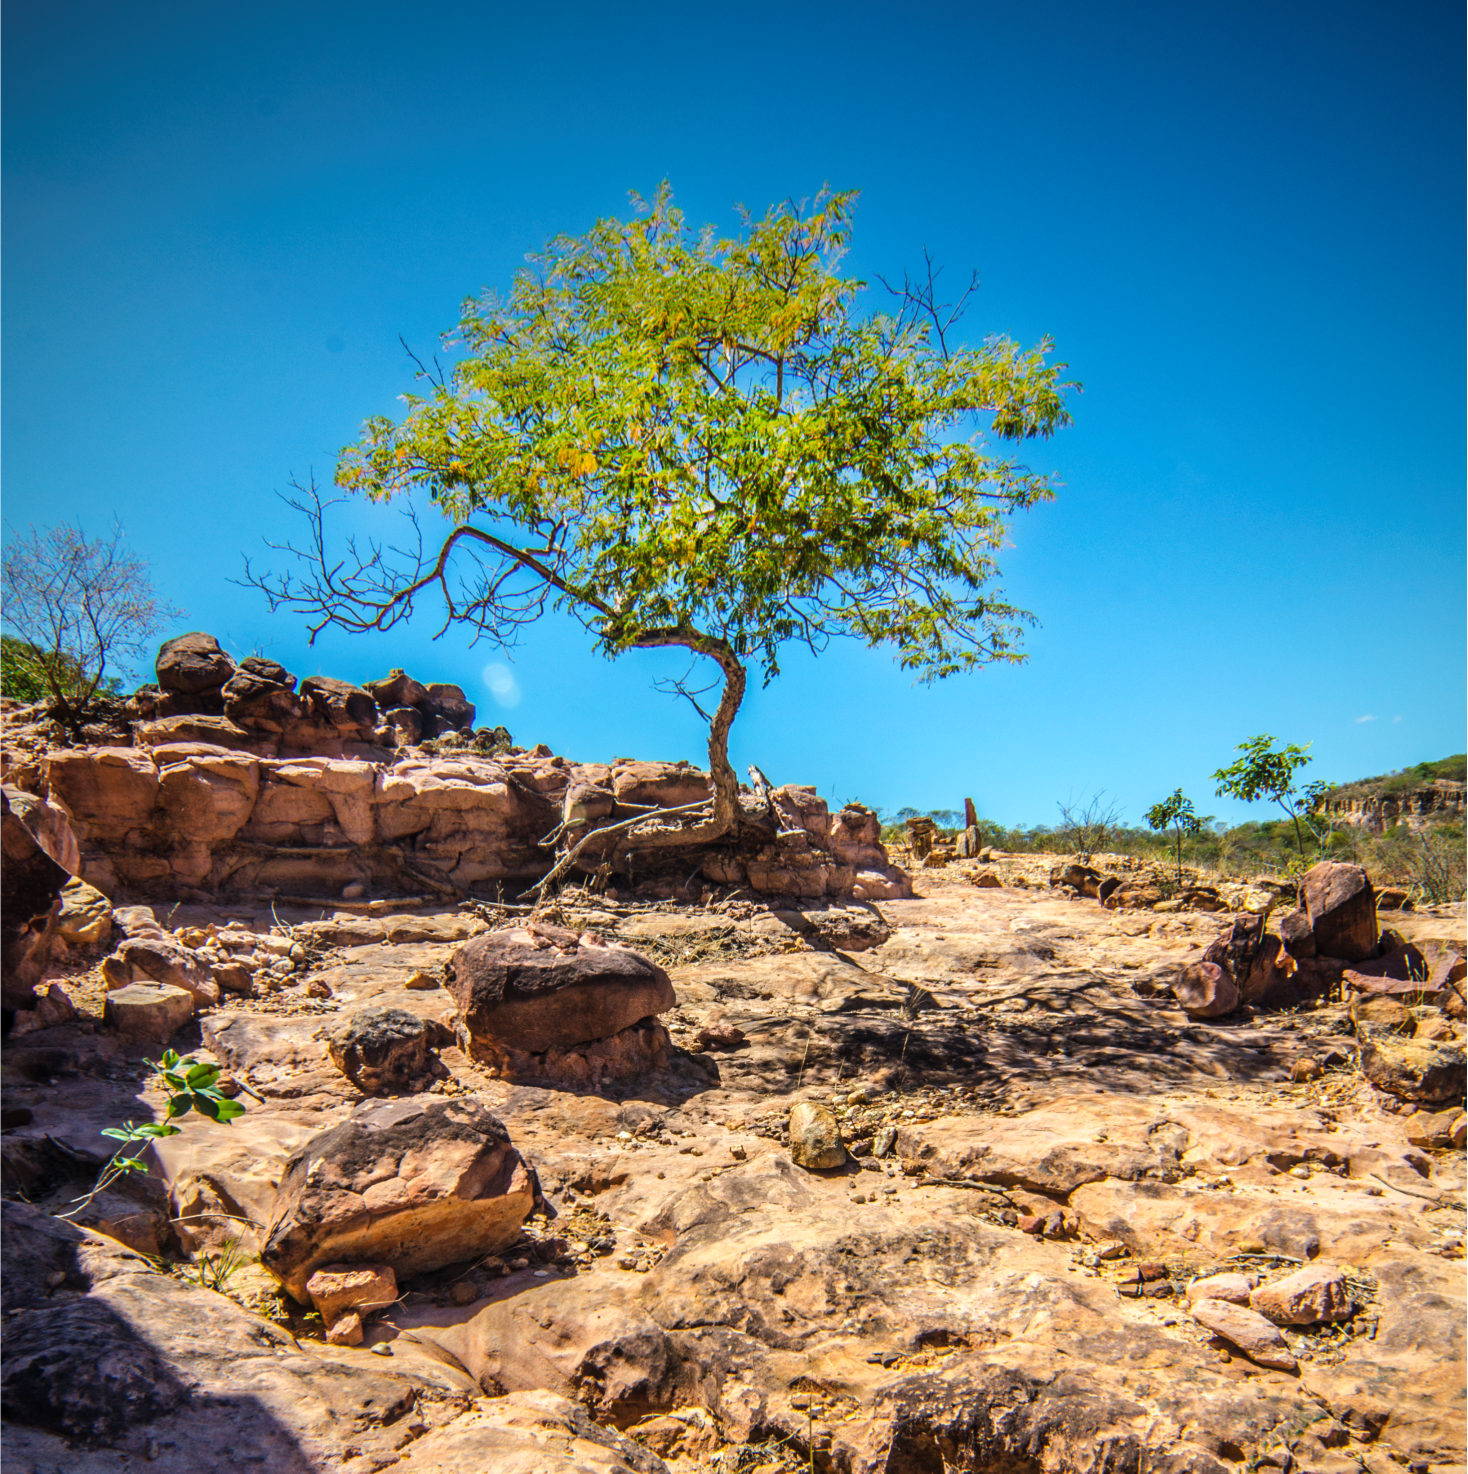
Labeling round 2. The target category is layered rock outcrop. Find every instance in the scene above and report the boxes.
[0,638,911,906]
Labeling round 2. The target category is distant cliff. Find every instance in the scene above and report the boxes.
[1318,756,1466,834]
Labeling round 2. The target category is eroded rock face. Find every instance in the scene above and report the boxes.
[260,1095,536,1303]
[449,926,676,1059]
[1,787,78,1010]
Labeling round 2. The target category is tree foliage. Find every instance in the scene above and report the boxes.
[1145,788,1203,883]
[1,523,179,737]
[249,185,1076,848]
[1213,734,1327,860]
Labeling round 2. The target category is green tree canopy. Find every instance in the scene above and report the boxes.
[1145,788,1203,883]
[250,185,1077,847]
[1213,734,1327,858]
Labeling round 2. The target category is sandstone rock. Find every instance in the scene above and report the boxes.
[103,982,194,1040]
[1185,1272,1257,1305]
[221,656,300,730]
[1,1199,480,1468]
[1359,1034,1466,1104]
[1174,961,1238,1019]
[389,1390,672,1474]
[1250,1263,1353,1325]
[1189,1297,1298,1370]
[423,682,476,731]
[110,936,221,1006]
[449,926,675,1057]
[56,876,112,946]
[10,983,76,1036]
[609,760,712,810]
[326,1007,445,1094]
[1204,914,1264,987]
[305,1262,399,1325]
[366,669,430,709]
[1240,934,1303,1009]
[565,781,617,824]
[1277,909,1316,959]
[787,1102,846,1169]
[42,747,158,848]
[299,675,378,732]
[1403,1107,1463,1148]
[326,1309,364,1346]
[1300,861,1377,962]
[972,870,1003,889]
[1,787,76,1009]
[260,1095,536,1303]
[156,632,236,696]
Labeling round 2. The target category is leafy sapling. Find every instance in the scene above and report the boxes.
[60,1050,246,1220]
[1145,789,1203,885]
[1212,734,1325,860]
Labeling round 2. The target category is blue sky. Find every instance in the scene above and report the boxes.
[5,0,1464,827]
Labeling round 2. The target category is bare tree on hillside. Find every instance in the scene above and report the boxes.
[1,522,181,739]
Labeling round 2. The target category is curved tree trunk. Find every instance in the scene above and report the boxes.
[629,626,746,830]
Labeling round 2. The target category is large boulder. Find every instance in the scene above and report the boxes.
[1300,861,1377,962]
[1203,914,1264,988]
[423,682,476,732]
[260,1095,536,1304]
[299,675,378,732]
[449,924,676,1060]
[221,657,301,731]
[155,632,236,696]
[365,669,429,709]
[610,760,712,810]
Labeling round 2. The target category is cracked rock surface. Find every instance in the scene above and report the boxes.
[2,869,1463,1474]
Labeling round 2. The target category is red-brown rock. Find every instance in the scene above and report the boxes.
[1174,961,1238,1019]
[1300,861,1377,962]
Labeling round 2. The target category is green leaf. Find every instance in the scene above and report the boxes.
[165,1095,192,1118]
[185,1063,220,1089]
[212,1097,246,1123]
[191,1094,221,1121]
[100,1126,139,1142]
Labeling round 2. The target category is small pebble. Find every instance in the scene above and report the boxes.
[370,1343,393,1356]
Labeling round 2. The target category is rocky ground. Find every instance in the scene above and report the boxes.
[2,857,1464,1474]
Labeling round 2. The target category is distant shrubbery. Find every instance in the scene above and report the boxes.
[868,802,1465,902]
[1326,755,1466,801]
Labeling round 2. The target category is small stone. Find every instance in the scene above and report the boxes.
[872,1125,898,1158]
[509,1258,529,1270]
[1250,1263,1354,1326]
[404,970,439,990]
[449,1279,479,1305]
[1186,1272,1257,1305]
[1190,1298,1298,1370]
[326,1310,364,1346]
[787,1102,846,1170]
[369,1342,393,1356]
[730,1144,747,1160]
[1291,1058,1324,1082]
[306,1263,399,1326]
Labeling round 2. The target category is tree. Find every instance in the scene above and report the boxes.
[247,186,1076,863]
[1055,789,1123,862]
[1212,734,1327,859]
[1,523,181,739]
[1145,788,1203,884]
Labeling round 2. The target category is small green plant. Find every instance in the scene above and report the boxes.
[60,1051,246,1220]
[1145,789,1204,885]
[1213,734,1328,858]
[185,1234,248,1293]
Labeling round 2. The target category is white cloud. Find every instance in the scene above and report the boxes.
[482,663,522,709]
[1392,715,1403,723]
[1354,714,1376,723]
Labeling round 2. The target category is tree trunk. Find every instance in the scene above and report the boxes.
[629,626,746,831]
